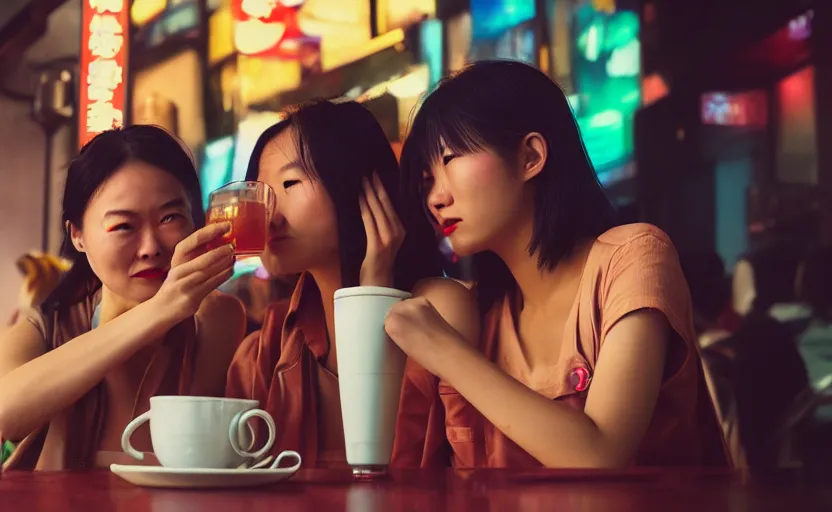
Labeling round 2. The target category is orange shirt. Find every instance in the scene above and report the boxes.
[395,224,729,468]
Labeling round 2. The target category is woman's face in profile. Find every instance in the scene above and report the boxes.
[70,161,194,305]
[423,142,528,258]
[256,128,339,277]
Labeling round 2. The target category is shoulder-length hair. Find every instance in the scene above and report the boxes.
[246,100,443,291]
[400,60,618,308]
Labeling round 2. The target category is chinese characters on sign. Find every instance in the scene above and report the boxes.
[79,0,129,148]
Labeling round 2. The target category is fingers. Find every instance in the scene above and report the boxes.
[359,192,378,252]
[175,222,232,262]
[172,243,234,281]
[362,173,404,246]
[198,266,235,297]
[371,172,402,231]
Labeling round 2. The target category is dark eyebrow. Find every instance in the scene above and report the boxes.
[104,199,186,218]
[103,209,137,218]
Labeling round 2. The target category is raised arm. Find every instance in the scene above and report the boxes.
[0,224,235,441]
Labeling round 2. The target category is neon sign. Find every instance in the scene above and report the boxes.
[701,91,768,128]
[79,0,129,148]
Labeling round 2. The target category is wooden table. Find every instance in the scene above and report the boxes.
[2,468,831,511]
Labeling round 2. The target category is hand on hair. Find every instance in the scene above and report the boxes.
[153,223,235,322]
[359,172,405,288]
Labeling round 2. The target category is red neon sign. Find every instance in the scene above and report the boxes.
[79,0,129,149]
[231,0,319,59]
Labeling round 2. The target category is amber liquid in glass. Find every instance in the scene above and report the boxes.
[207,200,268,256]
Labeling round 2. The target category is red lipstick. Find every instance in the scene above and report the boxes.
[133,268,168,280]
[442,220,460,237]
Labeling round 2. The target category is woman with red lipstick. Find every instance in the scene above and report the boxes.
[0,126,245,470]
[386,60,728,468]
[225,100,478,468]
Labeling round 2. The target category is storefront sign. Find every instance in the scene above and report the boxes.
[79,0,129,148]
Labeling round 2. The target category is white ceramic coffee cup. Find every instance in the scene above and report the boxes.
[334,286,411,473]
[121,396,277,469]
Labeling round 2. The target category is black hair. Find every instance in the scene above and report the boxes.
[246,100,443,290]
[400,60,618,309]
[43,125,204,313]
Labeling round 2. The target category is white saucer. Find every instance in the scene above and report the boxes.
[110,464,299,489]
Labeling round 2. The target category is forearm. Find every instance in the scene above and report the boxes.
[438,341,620,468]
[0,298,178,440]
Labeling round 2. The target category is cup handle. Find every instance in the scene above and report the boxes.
[229,408,276,460]
[268,450,302,471]
[121,410,151,461]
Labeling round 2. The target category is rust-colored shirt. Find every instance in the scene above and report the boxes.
[3,285,198,471]
[226,273,347,468]
[226,273,442,468]
[397,224,729,468]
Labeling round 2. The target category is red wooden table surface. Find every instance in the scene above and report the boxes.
[2,468,831,511]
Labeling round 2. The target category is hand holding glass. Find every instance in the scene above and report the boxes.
[206,181,276,257]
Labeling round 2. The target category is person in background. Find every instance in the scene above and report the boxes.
[709,246,810,467]
[794,245,832,474]
[678,251,731,348]
[795,246,832,392]
[0,126,245,471]
[388,60,727,468]
[225,100,477,468]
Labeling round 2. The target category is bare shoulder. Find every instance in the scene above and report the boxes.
[191,291,247,396]
[413,277,476,305]
[195,291,246,348]
[197,290,246,324]
[0,319,48,379]
[412,277,480,346]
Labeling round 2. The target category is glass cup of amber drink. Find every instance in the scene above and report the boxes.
[206,181,276,257]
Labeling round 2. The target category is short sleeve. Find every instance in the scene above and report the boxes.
[599,230,694,345]
[21,307,50,352]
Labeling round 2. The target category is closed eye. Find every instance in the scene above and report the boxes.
[107,223,132,232]
[161,213,184,224]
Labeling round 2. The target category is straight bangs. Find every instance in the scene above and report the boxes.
[402,92,490,204]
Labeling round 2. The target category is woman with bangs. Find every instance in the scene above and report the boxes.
[225,100,478,468]
[385,60,728,468]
